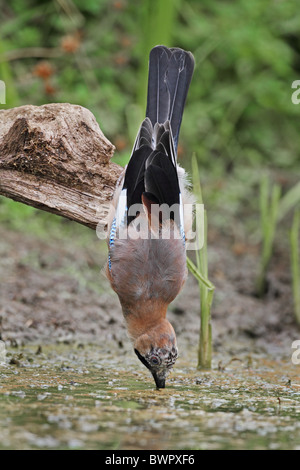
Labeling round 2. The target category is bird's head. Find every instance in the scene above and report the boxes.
[133,319,178,389]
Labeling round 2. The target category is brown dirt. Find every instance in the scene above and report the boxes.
[0,223,298,362]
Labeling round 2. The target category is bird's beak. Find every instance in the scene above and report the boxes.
[152,371,166,389]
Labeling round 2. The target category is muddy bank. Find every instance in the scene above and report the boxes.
[0,222,298,361]
[1,220,300,450]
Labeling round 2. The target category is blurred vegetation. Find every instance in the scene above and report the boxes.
[0,0,299,252]
[1,0,300,168]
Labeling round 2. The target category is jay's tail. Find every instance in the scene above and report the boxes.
[146,46,194,152]
[113,45,194,231]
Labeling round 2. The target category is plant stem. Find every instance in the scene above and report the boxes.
[256,175,281,297]
[0,39,18,107]
[187,154,215,369]
[277,181,300,223]
[137,0,178,113]
[290,210,300,324]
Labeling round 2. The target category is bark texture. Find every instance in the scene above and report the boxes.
[0,103,122,229]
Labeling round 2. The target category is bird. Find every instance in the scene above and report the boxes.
[106,45,195,389]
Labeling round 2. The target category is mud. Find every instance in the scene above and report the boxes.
[0,221,299,449]
[0,223,297,354]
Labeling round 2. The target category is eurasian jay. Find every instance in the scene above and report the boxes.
[106,46,195,388]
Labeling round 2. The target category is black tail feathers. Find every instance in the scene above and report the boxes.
[145,45,194,151]
[122,46,194,221]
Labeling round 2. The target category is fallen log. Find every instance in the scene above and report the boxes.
[0,103,122,229]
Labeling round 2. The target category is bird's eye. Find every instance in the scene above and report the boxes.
[150,355,161,366]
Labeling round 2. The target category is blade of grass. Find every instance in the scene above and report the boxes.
[137,0,179,113]
[0,39,18,107]
[186,256,214,291]
[277,181,300,223]
[290,210,300,324]
[256,175,281,297]
[188,154,215,369]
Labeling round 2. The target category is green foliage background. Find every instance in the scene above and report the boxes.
[0,0,299,234]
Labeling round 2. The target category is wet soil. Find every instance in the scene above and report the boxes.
[0,222,299,449]
[0,223,297,354]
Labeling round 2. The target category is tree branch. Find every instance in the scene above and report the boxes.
[0,103,122,229]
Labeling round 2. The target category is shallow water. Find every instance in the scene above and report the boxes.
[0,342,300,450]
